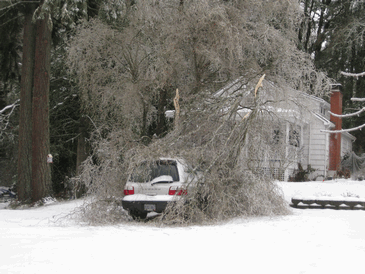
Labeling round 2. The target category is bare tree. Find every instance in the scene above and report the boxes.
[68,0,330,139]
[67,0,331,225]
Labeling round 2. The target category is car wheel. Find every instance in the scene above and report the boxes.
[130,210,148,220]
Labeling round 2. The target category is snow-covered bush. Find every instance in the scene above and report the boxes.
[67,0,329,225]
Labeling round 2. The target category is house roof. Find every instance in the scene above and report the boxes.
[302,93,330,108]
[164,77,355,143]
[214,76,355,137]
[214,77,316,124]
[343,131,357,142]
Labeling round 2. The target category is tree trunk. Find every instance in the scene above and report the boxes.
[31,11,52,202]
[75,116,89,198]
[17,6,36,202]
[156,87,167,136]
[76,116,89,176]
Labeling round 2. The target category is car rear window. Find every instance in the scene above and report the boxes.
[130,160,180,182]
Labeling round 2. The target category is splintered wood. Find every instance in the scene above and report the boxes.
[174,88,180,127]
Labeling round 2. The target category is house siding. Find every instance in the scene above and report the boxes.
[341,134,355,157]
[305,116,330,180]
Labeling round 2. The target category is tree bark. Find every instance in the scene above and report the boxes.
[17,5,36,202]
[31,11,52,202]
[156,87,167,136]
[76,116,89,176]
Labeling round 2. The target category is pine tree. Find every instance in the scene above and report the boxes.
[16,0,91,202]
[17,2,37,201]
[30,1,52,202]
[300,0,365,152]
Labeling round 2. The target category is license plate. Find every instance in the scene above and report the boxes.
[144,204,156,211]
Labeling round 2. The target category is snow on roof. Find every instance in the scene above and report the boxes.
[214,77,312,123]
[343,131,357,141]
[313,112,334,127]
[302,93,330,107]
[214,76,247,97]
[166,77,353,141]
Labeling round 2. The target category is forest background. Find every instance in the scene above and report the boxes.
[0,0,364,215]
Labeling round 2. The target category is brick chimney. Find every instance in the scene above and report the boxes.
[328,84,342,172]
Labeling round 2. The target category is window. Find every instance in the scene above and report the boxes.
[130,160,179,182]
[289,125,300,147]
[272,128,283,144]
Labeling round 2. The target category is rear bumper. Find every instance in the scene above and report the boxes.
[122,200,170,213]
[122,194,180,213]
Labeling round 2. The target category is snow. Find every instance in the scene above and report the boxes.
[1,179,365,274]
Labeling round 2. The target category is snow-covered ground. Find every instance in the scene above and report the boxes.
[1,179,365,274]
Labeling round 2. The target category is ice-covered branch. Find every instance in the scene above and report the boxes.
[341,71,365,78]
[0,99,19,114]
[332,71,365,133]
[0,99,20,136]
[329,107,365,118]
[322,123,365,133]
[351,98,365,102]
[0,101,19,114]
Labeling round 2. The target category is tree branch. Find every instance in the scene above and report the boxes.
[322,123,365,133]
[329,107,365,118]
[340,71,365,78]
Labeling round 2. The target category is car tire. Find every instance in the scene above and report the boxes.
[130,210,148,220]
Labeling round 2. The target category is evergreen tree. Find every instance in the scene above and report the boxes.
[16,0,92,202]
[17,2,37,201]
[299,0,365,152]
[29,1,53,202]
[0,0,23,188]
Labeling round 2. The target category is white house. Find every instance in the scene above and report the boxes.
[214,78,356,181]
[299,86,355,180]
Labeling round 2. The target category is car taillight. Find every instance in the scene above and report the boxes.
[124,186,134,195]
[169,186,187,196]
